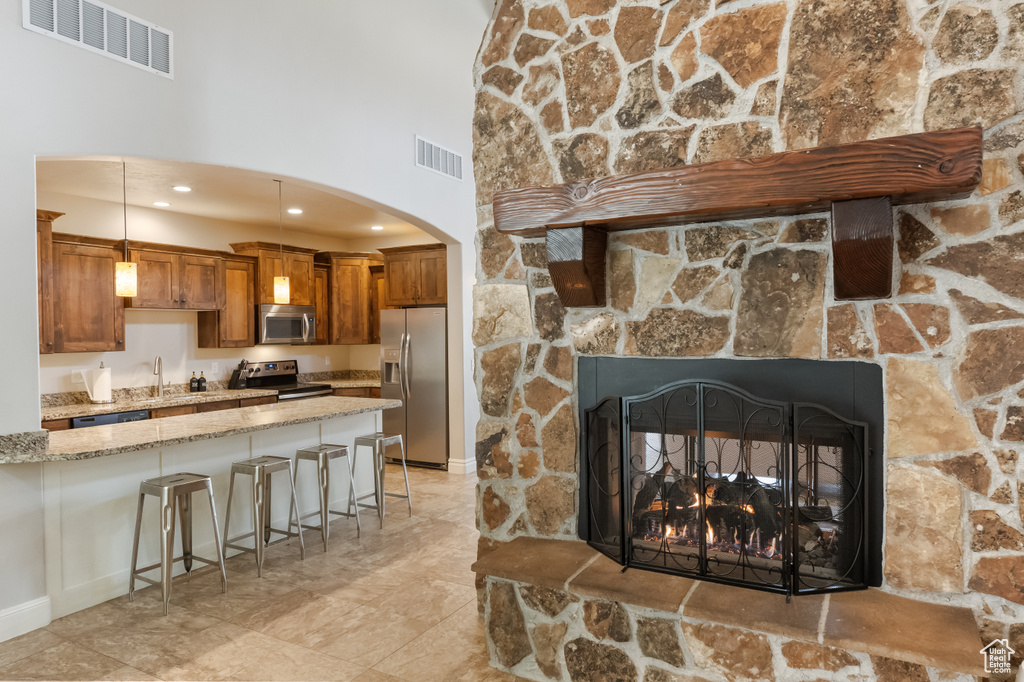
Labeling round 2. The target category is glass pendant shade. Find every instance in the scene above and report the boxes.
[115,261,137,297]
[274,276,290,304]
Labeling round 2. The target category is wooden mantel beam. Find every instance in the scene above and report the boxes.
[494,127,981,236]
[493,127,981,306]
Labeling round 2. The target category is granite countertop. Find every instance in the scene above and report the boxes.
[41,388,279,421]
[12,396,401,464]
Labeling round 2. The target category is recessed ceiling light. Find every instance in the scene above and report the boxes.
[153,201,170,207]
[371,225,384,231]
[172,186,191,192]
[287,208,303,215]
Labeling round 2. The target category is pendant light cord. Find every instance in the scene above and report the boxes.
[122,161,128,260]
[276,179,283,277]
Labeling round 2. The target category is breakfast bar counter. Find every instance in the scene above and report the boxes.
[19,396,401,621]
[15,396,400,464]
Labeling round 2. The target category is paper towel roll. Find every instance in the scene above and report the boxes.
[81,366,113,404]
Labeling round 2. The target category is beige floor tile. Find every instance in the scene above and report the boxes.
[372,603,516,682]
[363,576,476,626]
[352,670,404,682]
[0,628,65,669]
[304,562,422,604]
[105,665,162,680]
[298,605,434,668]
[0,640,127,681]
[137,567,298,619]
[229,587,361,644]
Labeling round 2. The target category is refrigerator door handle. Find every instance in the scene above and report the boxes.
[401,331,412,400]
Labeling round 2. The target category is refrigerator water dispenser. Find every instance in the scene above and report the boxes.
[383,349,401,385]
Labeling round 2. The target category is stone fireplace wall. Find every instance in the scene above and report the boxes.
[470,0,1024,674]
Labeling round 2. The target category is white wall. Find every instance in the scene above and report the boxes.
[0,0,488,633]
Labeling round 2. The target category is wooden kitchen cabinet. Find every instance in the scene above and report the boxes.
[37,210,63,354]
[313,264,330,345]
[150,405,197,419]
[198,257,256,348]
[196,399,240,413]
[51,234,125,353]
[333,387,372,398]
[380,244,447,306]
[314,251,383,345]
[127,247,224,310]
[41,418,70,431]
[230,242,317,306]
[240,395,277,407]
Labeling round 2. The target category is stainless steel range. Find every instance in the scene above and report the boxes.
[239,360,332,400]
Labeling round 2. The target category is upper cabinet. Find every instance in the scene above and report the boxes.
[314,251,383,345]
[50,233,125,353]
[127,246,224,310]
[197,256,256,349]
[37,210,62,354]
[380,244,447,307]
[230,242,317,306]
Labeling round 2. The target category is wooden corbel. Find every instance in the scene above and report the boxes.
[493,127,982,307]
[546,227,607,307]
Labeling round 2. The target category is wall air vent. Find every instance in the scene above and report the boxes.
[23,0,173,78]
[416,136,464,181]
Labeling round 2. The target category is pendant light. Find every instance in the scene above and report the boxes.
[114,161,138,297]
[273,179,290,304]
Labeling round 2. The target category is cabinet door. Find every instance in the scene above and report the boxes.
[384,252,418,306]
[331,260,370,344]
[130,250,179,308]
[416,249,447,305]
[150,405,197,419]
[222,260,256,347]
[52,243,125,352]
[369,268,384,344]
[180,255,222,310]
[38,218,54,354]
[286,253,314,306]
[314,266,330,345]
[257,252,283,304]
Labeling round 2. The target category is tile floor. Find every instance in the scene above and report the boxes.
[0,466,522,682]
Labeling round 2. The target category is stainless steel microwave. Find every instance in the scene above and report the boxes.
[258,304,316,345]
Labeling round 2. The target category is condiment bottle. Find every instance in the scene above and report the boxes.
[198,372,207,392]
[190,372,199,393]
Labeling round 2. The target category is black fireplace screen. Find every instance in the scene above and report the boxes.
[584,379,870,597]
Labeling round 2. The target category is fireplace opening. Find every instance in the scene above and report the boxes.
[578,358,883,597]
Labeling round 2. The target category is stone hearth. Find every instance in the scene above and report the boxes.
[471,0,1024,679]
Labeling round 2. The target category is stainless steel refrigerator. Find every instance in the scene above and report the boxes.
[380,307,449,469]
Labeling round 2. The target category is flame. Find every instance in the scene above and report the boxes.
[706,520,715,544]
[742,504,755,514]
[664,525,674,539]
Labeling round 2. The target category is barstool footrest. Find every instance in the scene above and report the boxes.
[132,554,221,579]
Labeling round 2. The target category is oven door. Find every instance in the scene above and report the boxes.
[259,304,316,345]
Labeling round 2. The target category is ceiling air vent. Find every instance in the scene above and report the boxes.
[22,0,173,78]
[416,136,464,181]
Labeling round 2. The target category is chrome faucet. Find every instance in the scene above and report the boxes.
[153,356,164,397]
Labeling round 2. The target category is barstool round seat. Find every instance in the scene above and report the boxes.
[129,472,228,615]
[222,455,304,577]
[291,443,361,550]
[350,432,412,528]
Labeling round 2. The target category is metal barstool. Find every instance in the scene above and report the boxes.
[350,432,412,527]
[291,444,361,550]
[222,456,304,577]
[129,472,228,615]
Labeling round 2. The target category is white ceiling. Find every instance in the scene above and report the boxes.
[36,157,427,241]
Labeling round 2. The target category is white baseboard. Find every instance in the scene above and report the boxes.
[448,456,476,475]
[0,596,51,643]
